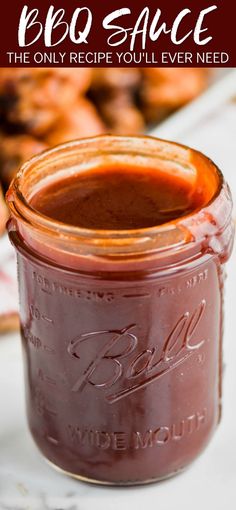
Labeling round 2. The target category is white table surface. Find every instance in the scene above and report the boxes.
[1,101,236,509]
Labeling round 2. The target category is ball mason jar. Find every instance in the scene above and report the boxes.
[7,136,234,485]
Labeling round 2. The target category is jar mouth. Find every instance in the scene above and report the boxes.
[7,135,226,258]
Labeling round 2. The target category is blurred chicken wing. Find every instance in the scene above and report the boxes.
[45,99,105,146]
[0,183,8,235]
[140,68,207,123]
[0,134,48,189]
[0,68,92,136]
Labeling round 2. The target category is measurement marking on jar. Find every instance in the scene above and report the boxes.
[155,270,209,299]
[45,407,58,417]
[42,314,54,324]
[122,293,150,299]
[46,436,59,445]
[41,288,53,295]
[186,269,208,289]
[43,345,56,354]
[38,369,57,386]
[34,388,58,417]
[30,304,54,324]
[33,272,115,302]
[23,327,42,349]
[23,326,55,354]
[156,286,182,297]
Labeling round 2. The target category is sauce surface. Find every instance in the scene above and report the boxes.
[30,165,201,230]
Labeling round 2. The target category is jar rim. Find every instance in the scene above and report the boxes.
[7,135,227,258]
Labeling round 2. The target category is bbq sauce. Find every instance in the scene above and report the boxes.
[7,137,234,485]
[30,165,203,230]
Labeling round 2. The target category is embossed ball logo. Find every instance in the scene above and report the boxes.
[68,300,206,404]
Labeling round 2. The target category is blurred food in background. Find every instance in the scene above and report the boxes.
[89,68,207,130]
[0,311,19,333]
[0,67,208,192]
[0,183,8,234]
[0,134,48,187]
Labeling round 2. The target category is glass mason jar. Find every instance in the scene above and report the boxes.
[7,136,234,485]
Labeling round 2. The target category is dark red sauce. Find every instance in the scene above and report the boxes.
[30,165,204,230]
